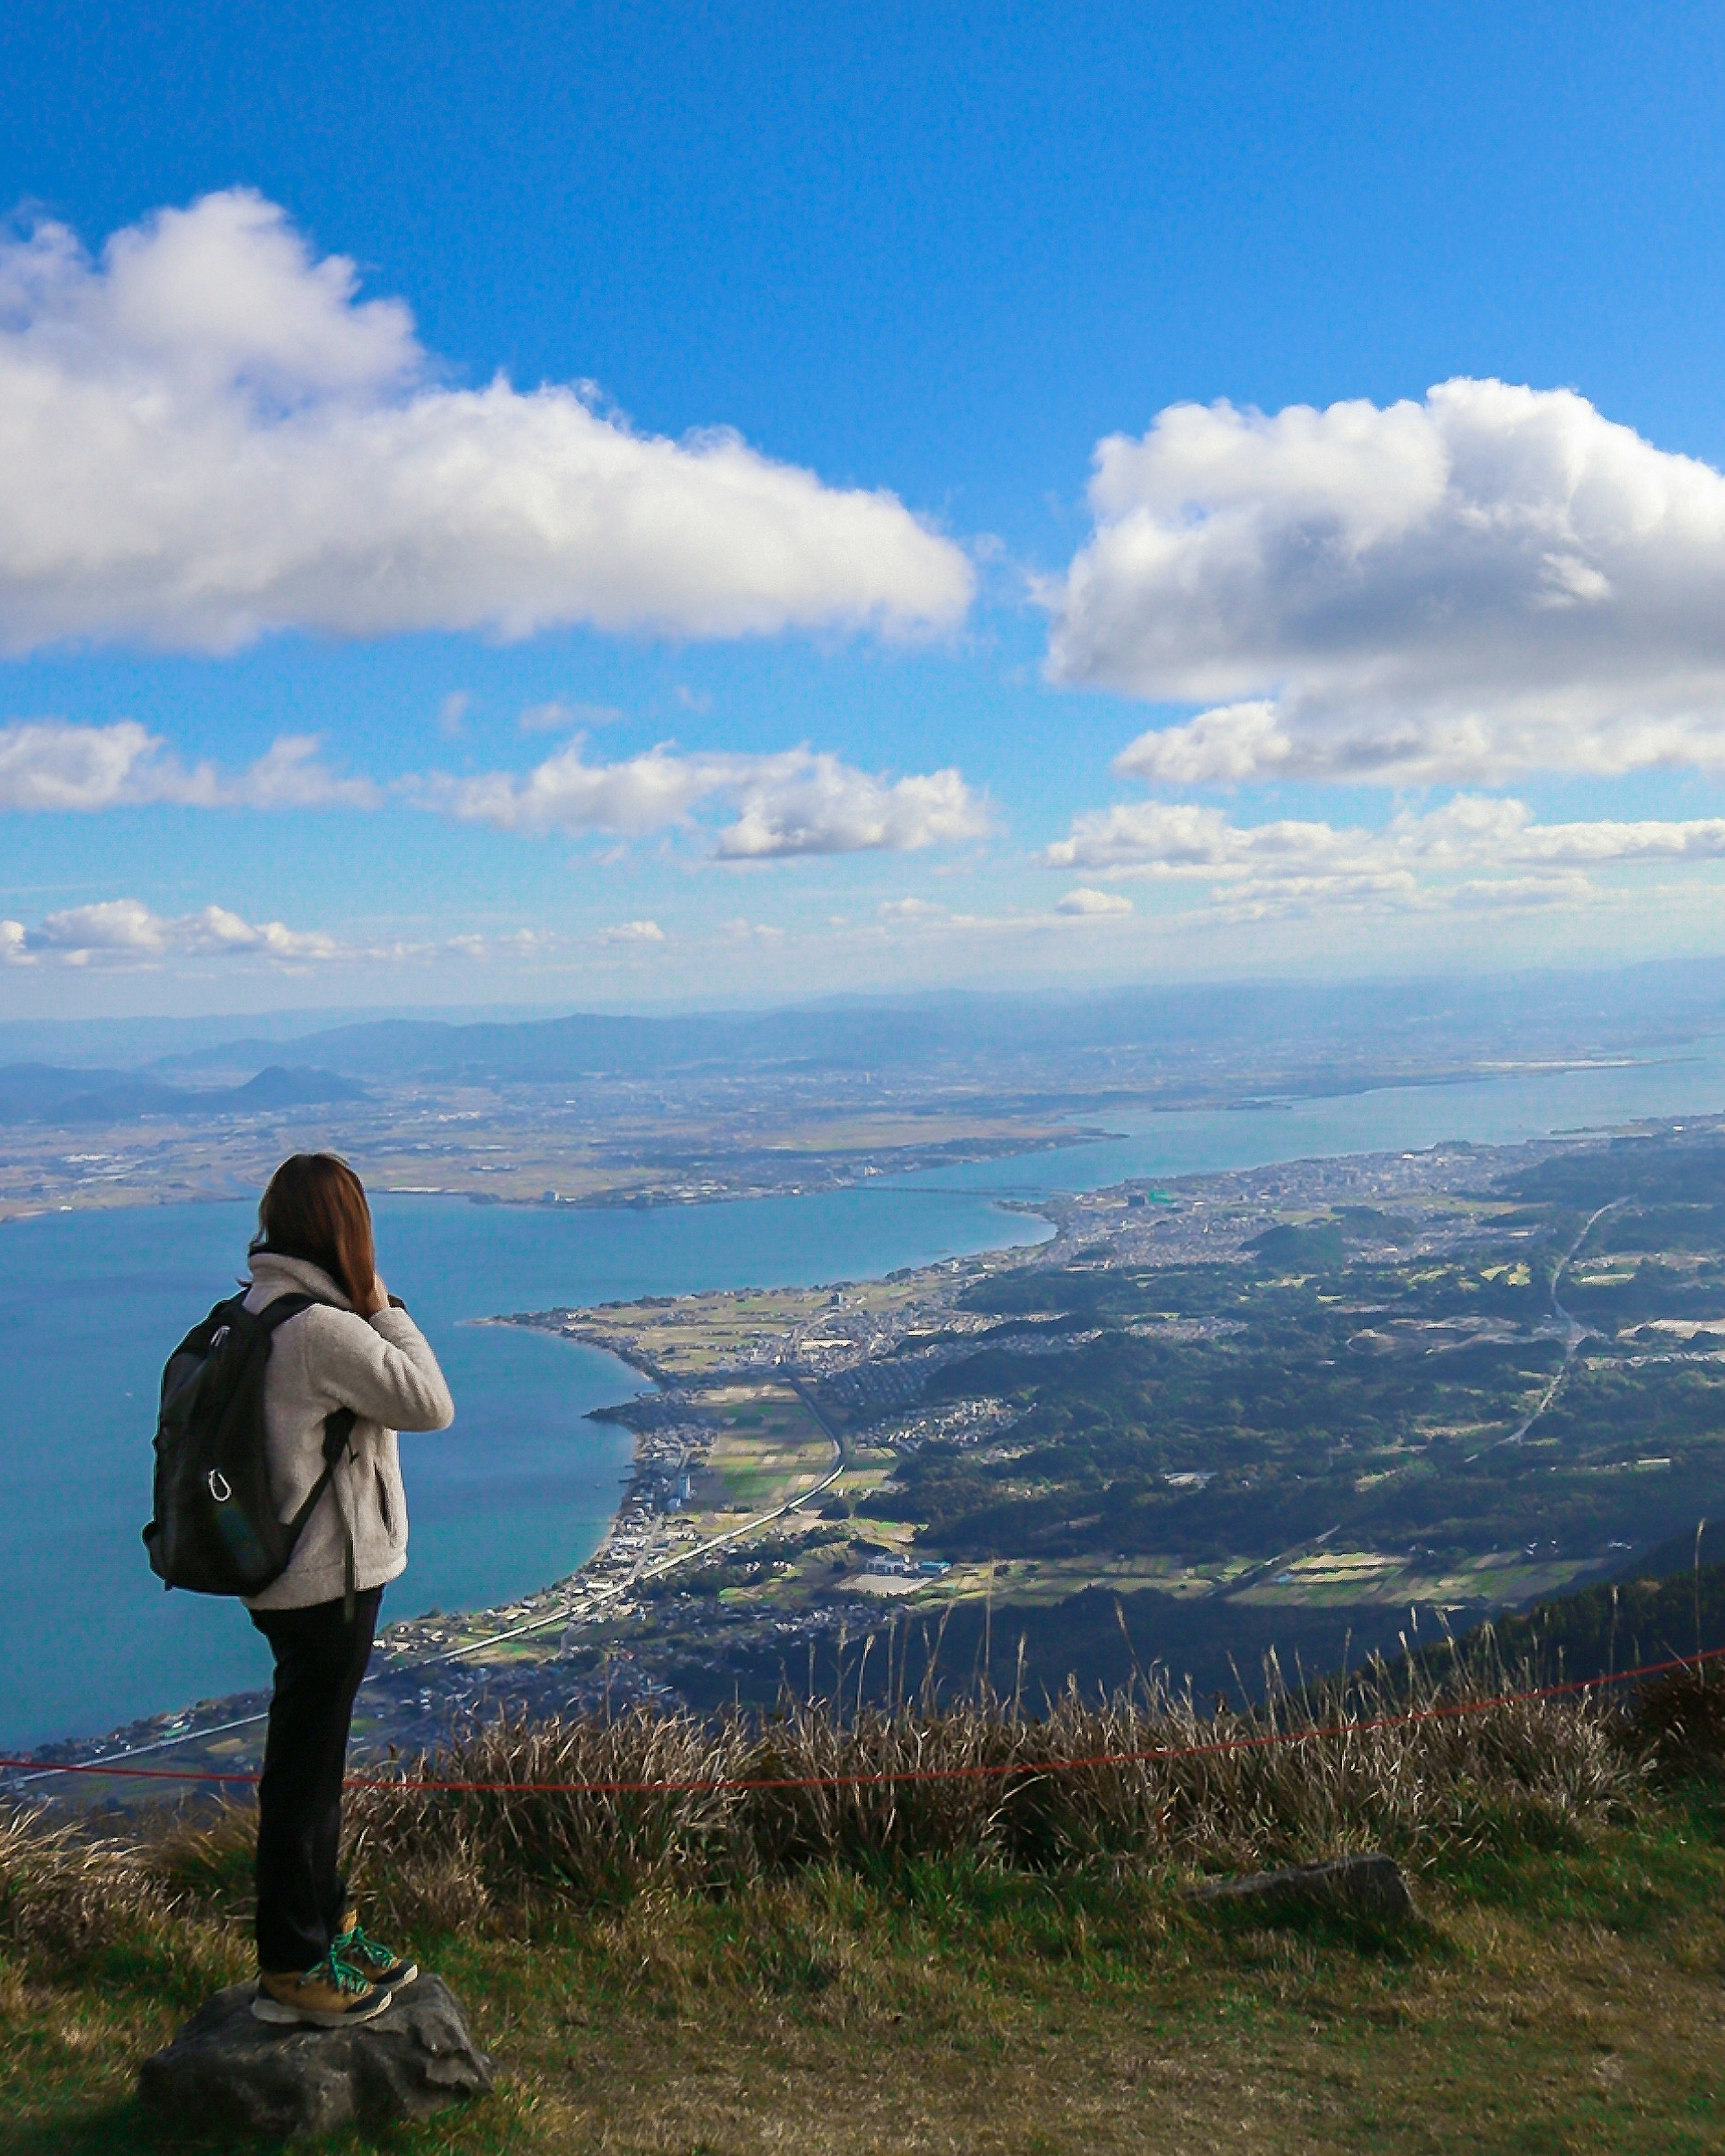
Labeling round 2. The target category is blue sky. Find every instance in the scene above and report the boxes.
[5,0,1725,1012]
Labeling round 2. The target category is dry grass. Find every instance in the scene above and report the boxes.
[1,1666,1720,2153]
[0,1807,177,1954]
[343,1650,1647,1917]
[7,1833,1725,2154]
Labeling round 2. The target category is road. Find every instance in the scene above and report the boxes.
[1468,1198,1627,1461]
[15,1365,849,1787]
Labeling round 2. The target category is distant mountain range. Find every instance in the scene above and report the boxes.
[3,957,1725,1106]
[137,959,1725,1087]
[0,1064,367,1127]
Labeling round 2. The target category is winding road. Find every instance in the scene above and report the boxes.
[1466,1197,1626,1461]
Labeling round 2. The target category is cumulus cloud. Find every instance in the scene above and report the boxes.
[0,898,340,967]
[1045,793,1725,915]
[216,735,381,809]
[0,720,376,811]
[0,898,675,971]
[1048,380,1725,784]
[715,757,988,860]
[0,190,973,653]
[0,720,161,810]
[425,738,990,858]
[0,717,988,862]
[1057,886,1134,915]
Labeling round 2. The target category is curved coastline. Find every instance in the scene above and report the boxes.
[15,1043,1725,1761]
[0,1180,1054,1754]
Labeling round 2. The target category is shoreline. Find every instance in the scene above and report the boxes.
[2,1032,1710,1232]
[11,1100,1721,1782]
[5,1207,1064,1791]
[0,1125,1115,1229]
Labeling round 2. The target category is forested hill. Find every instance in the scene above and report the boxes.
[1436,1535,1725,1688]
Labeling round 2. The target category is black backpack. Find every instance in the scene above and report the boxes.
[143,1291,356,1601]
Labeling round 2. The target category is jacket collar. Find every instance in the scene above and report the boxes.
[247,1251,354,1312]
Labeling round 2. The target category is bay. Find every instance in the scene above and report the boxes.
[0,1183,1048,1748]
[6,1038,1725,1750]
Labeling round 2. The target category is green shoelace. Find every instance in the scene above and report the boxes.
[332,1920,396,1973]
[307,1948,372,1994]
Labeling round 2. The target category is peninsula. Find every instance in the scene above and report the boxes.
[23,1109,1725,1794]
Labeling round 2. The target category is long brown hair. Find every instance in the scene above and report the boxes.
[252,1153,378,1310]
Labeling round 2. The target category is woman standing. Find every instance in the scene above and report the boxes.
[243,1153,455,2028]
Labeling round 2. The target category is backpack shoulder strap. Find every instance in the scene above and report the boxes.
[280,1405,361,1616]
[248,1290,319,1337]
[254,1291,364,1618]
[172,1290,252,1362]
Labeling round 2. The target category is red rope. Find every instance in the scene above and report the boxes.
[5,1643,1718,1797]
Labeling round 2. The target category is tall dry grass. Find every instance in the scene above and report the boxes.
[345,1646,1650,1917]
[0,1647,1672,1951]
[0,1805,177,1952]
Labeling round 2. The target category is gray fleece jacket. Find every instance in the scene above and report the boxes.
[242,1253,455,1612]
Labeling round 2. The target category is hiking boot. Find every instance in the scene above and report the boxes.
[251,1950,392,2028]
[335,1908,419,1988]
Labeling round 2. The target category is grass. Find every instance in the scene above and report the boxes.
[5,1664,1725,2154]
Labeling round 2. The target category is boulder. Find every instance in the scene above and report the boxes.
[137,1973,494,2138]
[1182,1851,1414,1922]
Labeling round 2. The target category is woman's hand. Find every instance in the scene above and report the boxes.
[357,1273,389,1318]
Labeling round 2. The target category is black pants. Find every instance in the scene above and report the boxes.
[249,1587,382,1974]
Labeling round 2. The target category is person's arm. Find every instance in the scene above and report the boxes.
[303,1301,456,1432]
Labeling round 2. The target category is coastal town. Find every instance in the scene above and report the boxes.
[22,1113,1707,1802]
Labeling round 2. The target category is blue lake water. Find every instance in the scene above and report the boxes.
[894,1039,1725,1201]
[7,1038,1725,1750]
[0,1184,1051,1748]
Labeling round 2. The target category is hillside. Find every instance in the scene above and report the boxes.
[138,959,1725,1089]
[0,1063,364,1127]
[5,1669,1725,2152]
[462,1118,1725,1727]
[1436,1536,1725,1686]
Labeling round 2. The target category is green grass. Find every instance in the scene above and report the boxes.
[7,1818,1725,2155]
[4,1671,1723,2154]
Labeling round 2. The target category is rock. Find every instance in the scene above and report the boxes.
[1182,1851,1414,1922]
[137,1973,494,2139]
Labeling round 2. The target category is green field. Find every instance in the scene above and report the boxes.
[844,1131,1725,1613]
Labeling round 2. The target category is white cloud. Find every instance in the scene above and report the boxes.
[217,735,380,810]
[1045,793,1725,916]
[1,897,340,967]
[0,898,674,972]
[0,720,160,810]
[595,919,666,945]
[871,892,1135,934]
[425,738,990,858]
[1048,380,1725,784]
[1057,886,1134,916]
[425,740,727,837]
[715,756,989,859]
[0,190,973,654]
[0,720,376,811]
[0,718,989,862]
